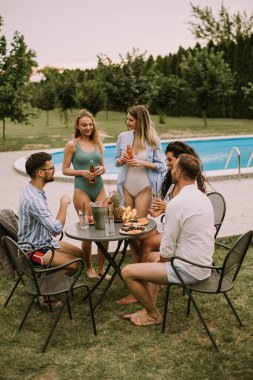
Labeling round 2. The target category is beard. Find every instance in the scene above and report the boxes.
[44,175,54,183]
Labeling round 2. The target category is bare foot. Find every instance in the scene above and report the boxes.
[123,309,147,319]
[130,311,163,326]
[86,268,99,279]
[116,294,138,305]
[97,270,112,281]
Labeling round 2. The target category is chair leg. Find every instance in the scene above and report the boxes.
[186,290,218,350]
[162,285,171,333]
[3,277,21,308]
[223,292,243,327]
[186,291,191,317]
[86,288,97,336]
[18,296,36,331]
[66,296,72,320]
[41,297,68,353]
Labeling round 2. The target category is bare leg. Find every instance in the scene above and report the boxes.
[123,187,134,208]
[95,187,111,279]
[121,262,168,325]
[73,189,97,277]
[139,232,161,263]
[118,186,152,305]
[134,187,152,218]
[42,242,82,276]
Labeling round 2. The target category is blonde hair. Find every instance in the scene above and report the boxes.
[127,105,158,149]
[74,109,103,152]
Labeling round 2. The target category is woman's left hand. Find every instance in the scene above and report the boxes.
[126,159,144,167]
[95,165,105,176]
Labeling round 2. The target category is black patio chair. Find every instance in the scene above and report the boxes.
[0,208,63,308]
[162,230,253,350]
[2,236,97,353]
[207,191,226,240]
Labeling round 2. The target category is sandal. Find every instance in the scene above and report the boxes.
[97,270,112,281]
[37,297,62,308]
[86,268,99,279]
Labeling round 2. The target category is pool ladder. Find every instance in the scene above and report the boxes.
[224,147,241,180]
[247,150,253,167]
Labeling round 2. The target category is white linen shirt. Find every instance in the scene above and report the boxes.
[160,184,215,280]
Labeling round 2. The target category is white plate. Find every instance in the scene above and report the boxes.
[119,227,147,235]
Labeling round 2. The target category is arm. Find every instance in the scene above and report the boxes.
[127,140,165,172]
[56,194,71,226]
[159,201,181,260]
[94,147,106,176]
[152,141,166,173]
[114,134,129,167]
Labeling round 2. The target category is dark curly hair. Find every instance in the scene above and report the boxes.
[160,141,208,199]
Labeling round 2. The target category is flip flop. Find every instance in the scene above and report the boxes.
[97,271,112,281]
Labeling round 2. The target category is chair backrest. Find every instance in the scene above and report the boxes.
[218,230,253,290]
[2,236,38,284]
[207,192,226,239]
[0,209,19,279]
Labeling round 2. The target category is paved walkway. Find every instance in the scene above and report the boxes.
[1,150,252,247]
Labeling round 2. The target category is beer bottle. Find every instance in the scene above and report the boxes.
[126,144,133,159]
[89,160,96,183]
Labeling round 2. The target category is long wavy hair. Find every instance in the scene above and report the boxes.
[160,141,208,199]
[74,109,103,152]
[127,105,158,149]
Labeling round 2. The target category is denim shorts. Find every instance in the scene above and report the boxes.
[165,262,199,284]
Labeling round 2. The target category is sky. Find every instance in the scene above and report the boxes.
[1,0,253,70]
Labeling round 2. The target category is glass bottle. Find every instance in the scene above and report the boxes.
[89,160,96,183]
[126,144,133,159]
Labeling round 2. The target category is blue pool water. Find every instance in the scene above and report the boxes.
[53,136,253,174]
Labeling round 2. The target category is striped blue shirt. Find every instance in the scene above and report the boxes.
[18,183,63,251]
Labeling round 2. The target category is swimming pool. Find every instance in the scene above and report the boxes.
[52,135,253,174]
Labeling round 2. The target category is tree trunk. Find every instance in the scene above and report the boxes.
[2,118,6,148]
[46,110,49,126]
[106,108,109,121]
[202,110,208,127]
[64,110,68,127]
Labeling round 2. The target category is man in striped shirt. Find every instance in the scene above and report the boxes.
[18,152,83,275]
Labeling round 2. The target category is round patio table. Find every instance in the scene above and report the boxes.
[65,219,157,308]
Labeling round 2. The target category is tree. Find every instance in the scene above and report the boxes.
[150,74,182,116]
[98,48,158,112]
[31,80,56,125]
[188,3,253,45]
[180,47,234,126]
[242,82,253,116]
[76,76,106,116]
[0,16,37,145]
[56,71,77,127]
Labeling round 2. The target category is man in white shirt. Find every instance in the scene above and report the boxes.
[121,153,214,326]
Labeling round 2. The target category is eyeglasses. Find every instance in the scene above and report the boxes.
[40,166,55,171]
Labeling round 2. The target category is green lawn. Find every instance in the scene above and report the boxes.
[0,242,253,379]
[1,109,253,151]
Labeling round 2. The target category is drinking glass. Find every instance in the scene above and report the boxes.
[104,214,115,236]
[79,210,89,230]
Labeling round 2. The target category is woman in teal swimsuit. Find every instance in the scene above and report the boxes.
[62,109,109,279]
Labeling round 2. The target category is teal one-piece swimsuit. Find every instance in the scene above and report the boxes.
[72,141,103,202]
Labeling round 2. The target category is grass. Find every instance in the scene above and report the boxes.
[1,242,253,379]
[1,109,253,151]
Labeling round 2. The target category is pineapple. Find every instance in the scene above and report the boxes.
[109,191,125,221]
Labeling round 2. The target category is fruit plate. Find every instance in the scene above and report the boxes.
[119,227,147,235]
[136,218,149,226]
